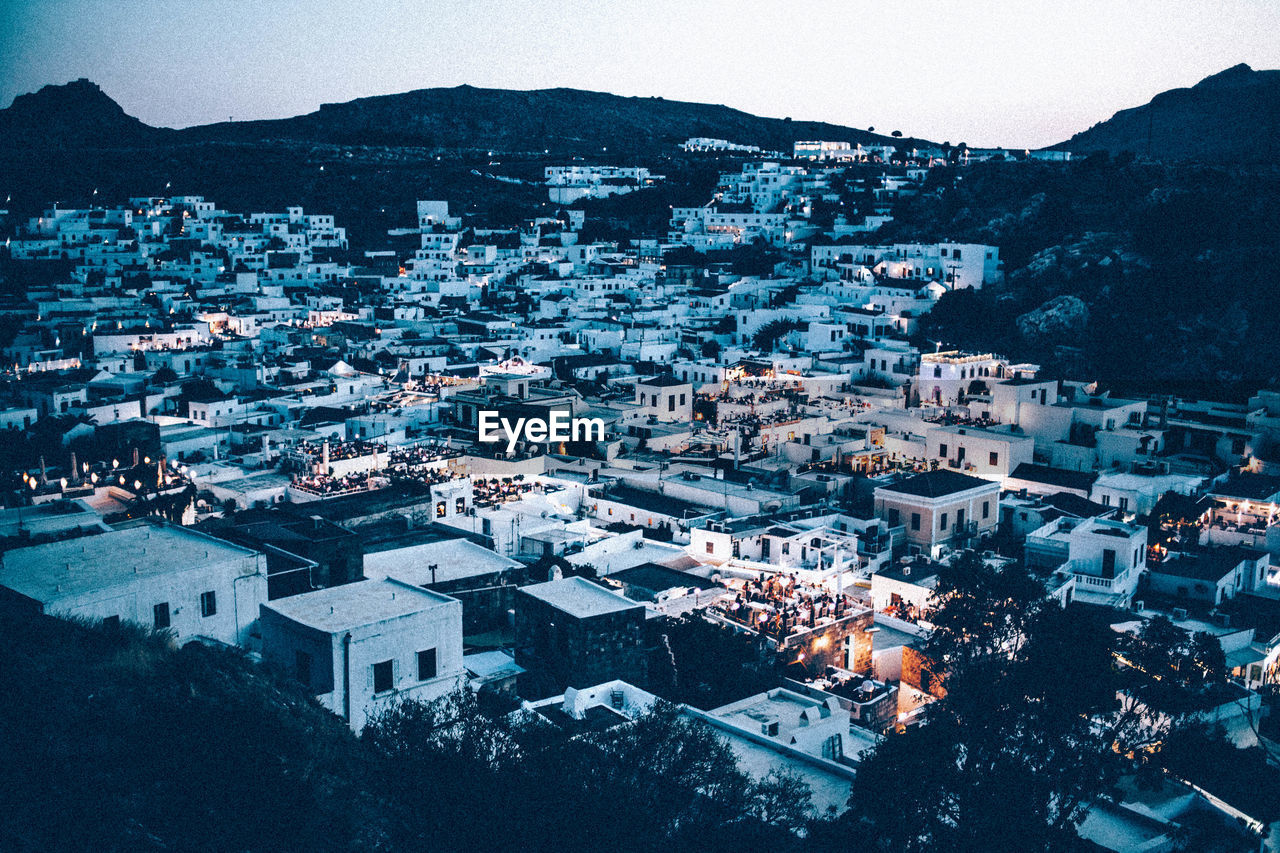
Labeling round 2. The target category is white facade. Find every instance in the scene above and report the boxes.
[259,578,464,732]
[0,523,268,647]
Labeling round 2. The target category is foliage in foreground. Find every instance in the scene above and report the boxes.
[0,604,811,853]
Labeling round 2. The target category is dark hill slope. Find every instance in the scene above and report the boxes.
[0,78,170,148]
[181,84,916,154]
[2,81,916,156]
[0,606,382,851]
[1054,64,1280,162]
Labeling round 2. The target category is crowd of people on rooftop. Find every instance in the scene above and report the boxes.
[289,471,380,497]
[294,439,387,462]
[388,442,462,469]
[718,574,859,639]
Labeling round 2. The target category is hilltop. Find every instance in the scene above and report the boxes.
[1,80,917,156]
[1053,64,1280,162]
[0,79,168,149]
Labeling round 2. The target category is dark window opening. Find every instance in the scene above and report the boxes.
[373,660,394,694]
[417,649,437,681]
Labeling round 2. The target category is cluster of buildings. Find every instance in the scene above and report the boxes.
[544,165,664,203]
[0,140,1274,848]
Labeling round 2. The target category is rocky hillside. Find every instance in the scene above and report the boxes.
[887,155,1280,398]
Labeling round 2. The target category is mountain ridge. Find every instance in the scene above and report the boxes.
[0,78,169,147]
[1053,63,1280,161]
[1,79,923,155]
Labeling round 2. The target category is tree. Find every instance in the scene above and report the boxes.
[745,770,815,833]
[1104,616,1230,754]
[833,553,1120,851]
[752,318,801,351]
[365,692,813,851]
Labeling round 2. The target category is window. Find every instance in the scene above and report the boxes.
[939,443,948,458]
[436,501,447,518]
[1118,497,1129,512]
[1101,549,1117,579]
[373,660,394,694]
[200,591,217,618]
[887,508,900,526]
[668,396,675,412]
[456,497,466,515]
[706,541,715,554]
[934,366,942,378]
[296,650,312,689]
[989,451,999,467]
[153,602,170,630]
[911,512,921,531]
[982,501,990,519]
[1100,494,1111,506]
[939,513,948,531]
[417,649,437,681]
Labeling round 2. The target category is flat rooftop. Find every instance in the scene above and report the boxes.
[263,577,456,633]
[597,484,710,518]
[876,469,995,499]
[0,523,258,603]
[1009,463,1097,493]
[519,576,642,619]
[365,537,522,585]
[609,563,719,597]
[711,688,831,733]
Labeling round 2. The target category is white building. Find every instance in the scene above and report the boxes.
[259,578,464,732]
[0,522,268,647]
[544,165,661,203]
[1026,516,1146,607]
[926,423,1036,483]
